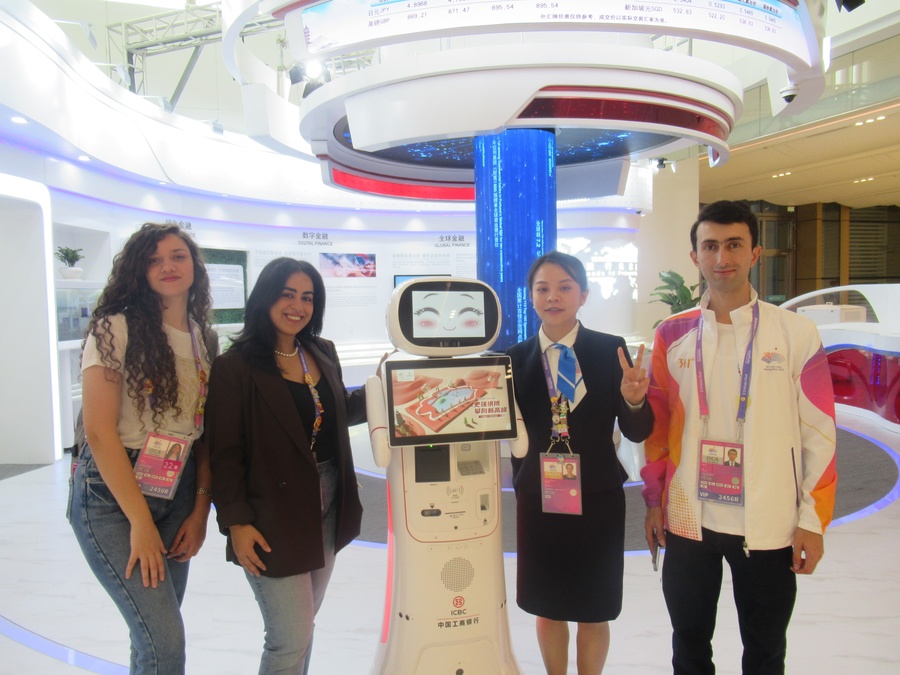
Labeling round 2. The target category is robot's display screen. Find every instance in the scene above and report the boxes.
[385,356,517,447]
[396,280,499,349]
[411,290,486,338]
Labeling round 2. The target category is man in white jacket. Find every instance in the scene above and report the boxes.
[642,200,838,674]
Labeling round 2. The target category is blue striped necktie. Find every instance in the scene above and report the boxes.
[554,343,578,403]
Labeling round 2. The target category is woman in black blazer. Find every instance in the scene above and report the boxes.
[205,257,364,674]
[507,252,653,675]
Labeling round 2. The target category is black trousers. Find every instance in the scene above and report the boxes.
[662,529,797,675]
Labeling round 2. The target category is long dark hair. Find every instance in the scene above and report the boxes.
[229,257,326,371]
[85,223,212,425]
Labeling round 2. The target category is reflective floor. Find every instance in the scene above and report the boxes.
[1,409,898,674]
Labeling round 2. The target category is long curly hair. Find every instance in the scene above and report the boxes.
[229,257,326,373]
[85,223,212,427]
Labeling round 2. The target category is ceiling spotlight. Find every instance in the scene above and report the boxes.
[304,60,325,80]
[834,0,865,12]
[141,95,173,112]
[656,158,667,170]
[94,63,132,89]
[54,20,97,50]
[295,60,333,99]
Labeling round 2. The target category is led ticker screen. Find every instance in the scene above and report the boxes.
[297,0,813,68]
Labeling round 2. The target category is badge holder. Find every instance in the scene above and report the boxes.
[697,439,744,506]
[134,431,193,500]
[541,395,583,515]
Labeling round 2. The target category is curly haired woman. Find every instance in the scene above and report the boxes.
[67,222,216,674]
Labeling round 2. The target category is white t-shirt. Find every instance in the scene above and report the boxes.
[700,322,745,535]
[82,314,209,449]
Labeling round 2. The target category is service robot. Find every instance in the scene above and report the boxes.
[366,277,527,675]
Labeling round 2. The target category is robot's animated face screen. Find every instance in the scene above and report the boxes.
[410,290,486,339]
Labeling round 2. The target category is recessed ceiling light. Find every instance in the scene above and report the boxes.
[866,119,875,123]
[77,155,91,162]
[855,121,864,126]
[877,116,886,121]
[11,116,27,125]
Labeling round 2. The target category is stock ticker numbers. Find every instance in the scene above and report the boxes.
[305,0,810,68]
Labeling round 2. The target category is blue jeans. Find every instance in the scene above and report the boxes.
[68,445,197,674]
[662,529,797,675]
[245,459,339,675]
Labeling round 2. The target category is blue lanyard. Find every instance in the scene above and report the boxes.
[695,302,759,429]
[540,348,571,449]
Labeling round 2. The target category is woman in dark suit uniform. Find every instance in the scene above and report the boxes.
[205,257,364,674]
[507,252,653,675]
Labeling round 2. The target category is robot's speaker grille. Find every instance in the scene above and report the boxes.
[440,556,475,593]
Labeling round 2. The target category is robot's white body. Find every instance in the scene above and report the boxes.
[366,277,526,675]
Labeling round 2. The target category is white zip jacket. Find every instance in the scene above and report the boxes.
[641,289,838,550]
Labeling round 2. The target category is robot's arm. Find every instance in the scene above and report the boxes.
[366,375,392,468]
[509,398,528,458]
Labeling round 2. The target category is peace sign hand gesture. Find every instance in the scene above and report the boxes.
[618,344,649,407]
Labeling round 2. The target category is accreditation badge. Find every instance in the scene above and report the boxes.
[697,439,744,506]
[134,431,192,500]
[541,453,582,515]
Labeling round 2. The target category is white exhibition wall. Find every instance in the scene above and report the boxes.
[0,63,700,464]
[0,174,61,464]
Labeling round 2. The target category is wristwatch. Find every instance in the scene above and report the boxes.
[196,487,212,497]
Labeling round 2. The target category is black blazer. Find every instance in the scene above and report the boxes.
[206,337,364,578]
[507,326,653,495]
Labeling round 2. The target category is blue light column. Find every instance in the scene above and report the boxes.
[474,129,556,351]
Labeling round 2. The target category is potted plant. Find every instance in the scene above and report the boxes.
[650,270,701,326]
[55,246,85,279]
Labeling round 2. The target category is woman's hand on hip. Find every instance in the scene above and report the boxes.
[167,508,209,563]
[230,523,271,576]
[127,519,168,588]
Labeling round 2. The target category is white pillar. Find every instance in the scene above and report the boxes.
[0,174,61,463]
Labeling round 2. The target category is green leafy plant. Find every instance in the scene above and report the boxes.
[55,246,85,267]
[651,270,701,326]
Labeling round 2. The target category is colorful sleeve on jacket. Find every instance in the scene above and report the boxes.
[796,336,838,534]
[641,310,698,507]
